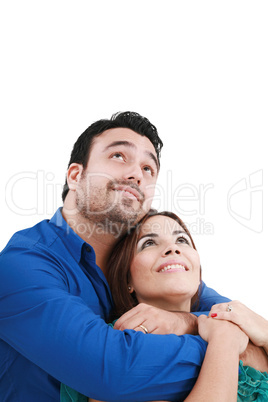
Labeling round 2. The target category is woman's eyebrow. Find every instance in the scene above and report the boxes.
[172,230,188,236]
[138,230,188,242]
[137,233,158,242]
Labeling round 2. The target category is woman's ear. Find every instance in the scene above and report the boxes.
[128,285,134,294]
[67,163,83,191]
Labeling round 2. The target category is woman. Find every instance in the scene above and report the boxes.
[61,211,268,401]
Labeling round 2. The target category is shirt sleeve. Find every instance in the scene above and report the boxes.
[0,245,207,402]
[195,281,231,315]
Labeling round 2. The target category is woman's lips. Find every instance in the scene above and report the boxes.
[157,260,189,273]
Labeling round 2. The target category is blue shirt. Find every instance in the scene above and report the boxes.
[0,208,230,402]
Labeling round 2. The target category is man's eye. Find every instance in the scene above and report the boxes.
[111,153,124,161]
[143,166,155,176]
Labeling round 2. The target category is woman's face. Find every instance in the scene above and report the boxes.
[129,215,201,311]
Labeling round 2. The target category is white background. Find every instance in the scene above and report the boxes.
[1,1,267,318]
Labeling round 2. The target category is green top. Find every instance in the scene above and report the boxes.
[237,360,268,401]
[61,383,88,402]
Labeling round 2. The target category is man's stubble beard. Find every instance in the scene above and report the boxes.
[75,179,146,234]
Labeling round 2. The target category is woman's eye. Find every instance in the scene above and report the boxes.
[176,236,190,245]
[141,239,155,250]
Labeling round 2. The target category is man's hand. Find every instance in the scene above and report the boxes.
[113,303,198,335]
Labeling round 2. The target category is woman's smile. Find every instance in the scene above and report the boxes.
[157,259,189,273]
[128,215,201,311]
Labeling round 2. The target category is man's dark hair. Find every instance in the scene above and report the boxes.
[62,111,163,202]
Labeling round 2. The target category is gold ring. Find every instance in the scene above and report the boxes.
[139,324,149,334]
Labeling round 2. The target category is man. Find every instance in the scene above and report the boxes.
[0,112,230,401]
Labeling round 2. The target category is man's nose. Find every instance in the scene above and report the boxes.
[122,164,143,185]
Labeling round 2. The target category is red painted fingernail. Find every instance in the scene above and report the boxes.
[211,313,217,318]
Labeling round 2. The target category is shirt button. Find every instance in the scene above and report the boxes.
[86,246,91,252]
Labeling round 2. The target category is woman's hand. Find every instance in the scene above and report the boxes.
[184,316,249,402]
[209,301,268,351]
[198,315,249,355]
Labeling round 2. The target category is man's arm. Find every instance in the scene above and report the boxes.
[0,246,207,402]
[240,341,268,373]
[115,281,230,336]
[196,282,231,311]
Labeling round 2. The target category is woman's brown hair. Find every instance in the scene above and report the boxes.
[106,210,202,320]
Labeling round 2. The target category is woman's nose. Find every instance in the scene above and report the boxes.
[164,244,181,256]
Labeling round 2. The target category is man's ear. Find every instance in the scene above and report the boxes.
[67,163,83,191]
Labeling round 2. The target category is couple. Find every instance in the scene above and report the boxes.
[0,111,267,401]
[62,210,268,402]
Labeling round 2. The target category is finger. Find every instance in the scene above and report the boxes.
[134,326,147,334]
[114,304,150,329]
[115,314,145,331]
[210,311,241,326]
[197,314,208,328]
[114,307,143,330]
[136,322,154,334]
[135,317,164,335]
[147,323,165,334]
[115,310,153,331]
[210,303,230,313]
[198,314,208,322]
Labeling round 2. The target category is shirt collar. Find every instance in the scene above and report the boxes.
[49,207,91,263]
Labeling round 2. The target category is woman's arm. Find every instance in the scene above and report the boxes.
[184,315,248,402]
[209,301,268,371]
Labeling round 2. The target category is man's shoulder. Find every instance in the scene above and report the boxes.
[0,209,86,273]
[0,214,77,291]
[196,281,231,312]
[1,217,57,255]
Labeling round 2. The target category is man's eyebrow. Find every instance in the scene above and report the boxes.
[145,151,159,171]
[103,141,135,152]
[103,141,159,171]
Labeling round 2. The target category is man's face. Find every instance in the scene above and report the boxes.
[75,128,159,228]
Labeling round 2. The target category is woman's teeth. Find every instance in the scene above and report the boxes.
[159,264,186,273]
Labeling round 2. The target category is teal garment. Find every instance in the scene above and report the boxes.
[60,383,88,402]
[61,361,268,402]
[238,361,268,401]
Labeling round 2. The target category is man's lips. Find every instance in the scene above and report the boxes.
[113,185,143,202]
[157,260,189,273]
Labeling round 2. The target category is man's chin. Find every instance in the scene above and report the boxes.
[105,202,146,227]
